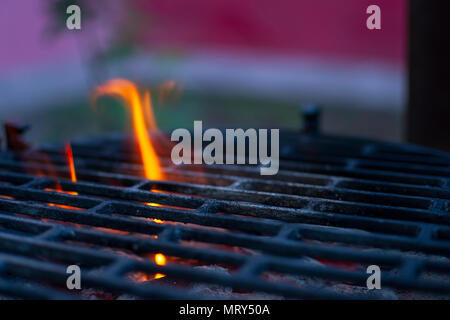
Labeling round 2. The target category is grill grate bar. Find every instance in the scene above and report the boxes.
[1,217,450,298]
[0,277,74,300]
[2,198,450,281]
[0,253,197,300]
[2,173,450,258]
[1,132,450,299]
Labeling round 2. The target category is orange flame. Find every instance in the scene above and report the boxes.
[41,144,78,211]
[44,141,79,209]
[65,142,77,183]
[93,79,164,181]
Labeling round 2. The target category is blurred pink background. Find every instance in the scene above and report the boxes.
[0,0,407,142]
[0,0,406,71]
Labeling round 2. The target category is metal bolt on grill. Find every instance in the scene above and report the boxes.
[0,131,450,299]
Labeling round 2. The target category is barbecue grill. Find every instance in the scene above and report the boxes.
[0,129,450,299]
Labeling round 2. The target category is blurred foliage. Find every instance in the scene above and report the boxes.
[17,89,301,144]
[92,7,149,64]
[27,1,402,144]
[8,83,402,145]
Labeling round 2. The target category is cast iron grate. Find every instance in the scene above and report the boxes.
[0,131,450,299]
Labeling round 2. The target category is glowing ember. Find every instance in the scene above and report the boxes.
[46,203,81,210]
[93,79,164,181]
[146,202,161,207]
[44,187,79,210]
[65,142,77,183]
[145,202,165,223]
[44,188,78,196]
[133,253,167,282]
[155,253,166,265]
[92,227,129,235]
[154,253,166,279]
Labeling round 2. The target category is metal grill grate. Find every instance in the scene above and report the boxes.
[0,132,450,299]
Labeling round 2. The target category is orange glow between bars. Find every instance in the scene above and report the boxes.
[155,253,166,265]
[44,187,79,210]
[145,202,164,223]
[154,253,166,279]
[93,79,164,181]
[65,142,77,183]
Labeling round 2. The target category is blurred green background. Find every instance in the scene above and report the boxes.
[10,91,402,145]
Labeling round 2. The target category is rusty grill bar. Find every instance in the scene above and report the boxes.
[0,132,450,299]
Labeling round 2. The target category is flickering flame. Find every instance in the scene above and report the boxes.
[93,79,164,180]
[65,142,77,183]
